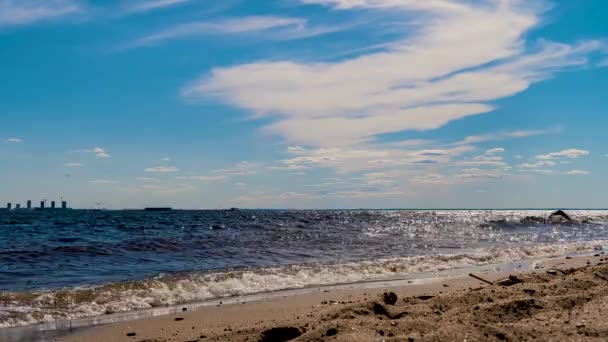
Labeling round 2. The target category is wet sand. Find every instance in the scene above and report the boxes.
[57,254,608,342]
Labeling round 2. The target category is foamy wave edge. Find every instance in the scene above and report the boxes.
[1,240,606,328]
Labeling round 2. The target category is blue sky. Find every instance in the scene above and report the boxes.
[1,0,607,209]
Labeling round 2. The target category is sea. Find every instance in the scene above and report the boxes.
[1,209,607,335]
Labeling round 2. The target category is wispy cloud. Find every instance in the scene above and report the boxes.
[454,128,557,146]
[519,161,556,168]
[564,170,591,175]
[89,179,118,184]
[177,175,227,181]
[185,0,604,148]
[64,162,83,167]
[144,166,180,173]
[6,137,23,143]
[125,0,192,14]
[536,149,590,160]
[76,147,111,158]
[136,176,160,182]
[131,16,338,48]
[0,0,81,27]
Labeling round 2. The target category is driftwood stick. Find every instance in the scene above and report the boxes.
[469,273,494,285]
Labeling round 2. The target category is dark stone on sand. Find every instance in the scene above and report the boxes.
[182,307,187,311]
[373,303,389,316]
[259,327,302,342]
[126,332,136,337]
[175,317,184,321]
[326,328,338,336]
[417,295,435,300]
[383,292,398,305]
[496,332,507,340]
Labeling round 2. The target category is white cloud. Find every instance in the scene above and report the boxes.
[563,170,590,175]
[520,169,554,175]
[161,157,171,162]
[185,1,603,148]
[457,160,507,168]
[536,149,590,160]
[485,148,505,154]
[456,172,503,180]
[278,145,472,172]
[6,137,23,143]
[213,161,260,176]
[519,160,556,168]
[64,163,83,167]
[132,16,338,48]
[455,128,555,145]
[76,147,111,158]
[136,176,160,182]
[411,174,448,185]
[144,166,180,173]
[126,0,191,13]
[0,0,80,27]
[177,175,227,181]
[89,179,118,184]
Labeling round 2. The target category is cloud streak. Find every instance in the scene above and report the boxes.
[144,166,180,173]
[0,0,80,27]
[131,16,339,48]
[125,0,192,14]
[536,149,590,160]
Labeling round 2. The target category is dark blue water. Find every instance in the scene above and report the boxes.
[0,209,607,328]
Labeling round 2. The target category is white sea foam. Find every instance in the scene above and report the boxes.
[1,239,606,328]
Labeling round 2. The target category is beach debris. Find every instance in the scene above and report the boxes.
[383,292,398,305]
[594,271,608,281]
[546,269,558,275]
[496,275,524,286]
[126,332,136,337]
[549,210,574,223]
[469,273,494,285]
[174,317,184,321]
[259,327,302,342]
[326,328,338,336]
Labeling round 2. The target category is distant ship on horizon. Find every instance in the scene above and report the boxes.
[144,207,173,212]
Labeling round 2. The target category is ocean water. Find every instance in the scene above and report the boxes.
[0,209,607,328]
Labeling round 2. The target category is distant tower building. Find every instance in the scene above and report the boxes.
[62,201,67,209]
[7,203,12,210]
[51,201,56,209]
[27,200,32,209]
[16,204,21,209]
[40,201,45,209]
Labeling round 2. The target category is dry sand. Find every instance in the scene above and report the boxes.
[57,254,608,342]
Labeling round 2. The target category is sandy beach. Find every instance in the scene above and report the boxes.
[54,253,608,342]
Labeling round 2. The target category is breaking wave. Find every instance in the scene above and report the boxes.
[1,240,605,328]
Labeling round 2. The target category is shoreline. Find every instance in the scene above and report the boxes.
[2,252,603,342]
